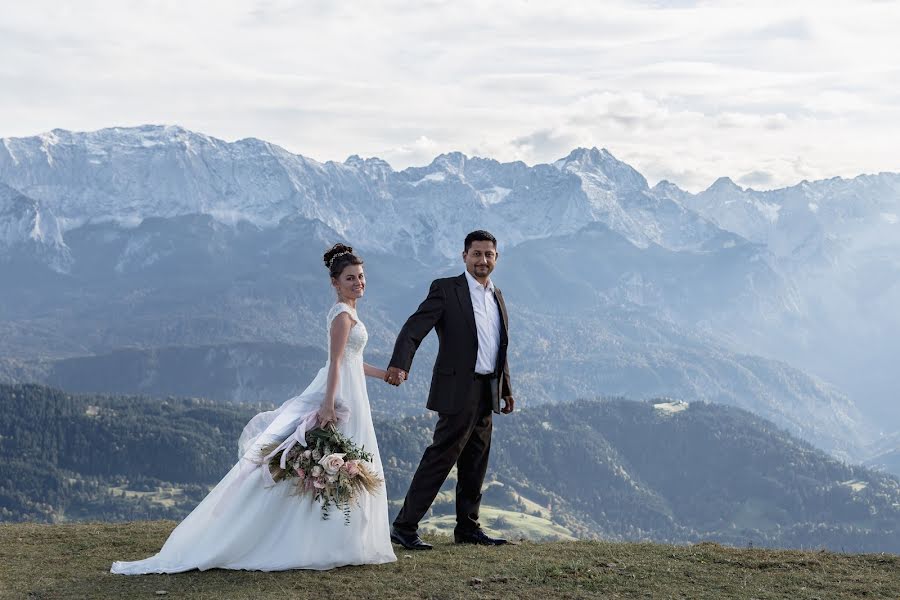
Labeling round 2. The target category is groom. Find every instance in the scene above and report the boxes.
[386,230,514,549]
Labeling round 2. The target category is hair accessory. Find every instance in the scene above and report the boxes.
[328,250,352,268]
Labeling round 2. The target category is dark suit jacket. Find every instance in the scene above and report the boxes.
[389,273,512,414]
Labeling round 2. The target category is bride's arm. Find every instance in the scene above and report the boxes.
[319,312,353,426]
[363,363,388,381]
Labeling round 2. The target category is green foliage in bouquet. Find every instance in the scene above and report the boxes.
[260,425,382,524]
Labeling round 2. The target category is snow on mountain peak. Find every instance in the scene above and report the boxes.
[344,154,390,168]
[683,173,900,254]
[39,129,61,147]
[554,147,648,193]
[706,177,744,194]
[4,124,896,268]
[0,182,70,270]
[554,147,604,170]
[343,155,393,179]
[0,125,739,261]
[651,179,687,196]
[428,152,469,177]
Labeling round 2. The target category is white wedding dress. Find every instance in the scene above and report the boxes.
[111,303,396,573]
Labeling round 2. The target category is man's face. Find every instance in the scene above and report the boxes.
[463,240,498,281]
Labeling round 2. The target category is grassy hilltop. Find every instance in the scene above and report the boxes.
[2,522,899,600]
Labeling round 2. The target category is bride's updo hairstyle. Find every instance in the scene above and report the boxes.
[324,243,364,279]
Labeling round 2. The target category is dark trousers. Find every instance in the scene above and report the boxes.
[393,377,494,534]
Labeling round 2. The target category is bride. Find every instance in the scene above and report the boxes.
[111,244,397,573]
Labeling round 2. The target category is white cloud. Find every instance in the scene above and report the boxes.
[0,0,898,192]
[715,113,790,131]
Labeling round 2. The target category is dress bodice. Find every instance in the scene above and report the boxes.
[327,303,367,360]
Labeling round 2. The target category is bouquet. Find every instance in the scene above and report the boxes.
[259,423,383,524]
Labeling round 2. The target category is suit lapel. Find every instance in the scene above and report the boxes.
[455,274,478,336]
[494,287,509,339]
[492,286,508,406]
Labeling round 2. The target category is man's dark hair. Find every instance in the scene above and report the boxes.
[464,230,497,252]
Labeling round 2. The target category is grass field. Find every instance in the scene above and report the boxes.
[421,506,575,541]
[2,522,899,599]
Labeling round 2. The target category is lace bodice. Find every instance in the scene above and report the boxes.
[327,303,367,360]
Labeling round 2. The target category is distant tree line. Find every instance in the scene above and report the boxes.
[2,384,899,553]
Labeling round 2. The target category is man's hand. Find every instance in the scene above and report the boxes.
[385,366,408,386]
[501,396,515,414]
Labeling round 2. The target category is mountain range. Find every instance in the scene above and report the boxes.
[1,125,898,466]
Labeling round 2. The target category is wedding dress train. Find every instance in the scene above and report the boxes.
[111,303,396,573]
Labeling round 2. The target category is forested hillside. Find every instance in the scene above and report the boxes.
[2,384,898,552]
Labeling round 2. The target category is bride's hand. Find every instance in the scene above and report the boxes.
[317,403,338,428]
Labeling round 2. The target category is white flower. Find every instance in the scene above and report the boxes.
[312,449,322,461]
[319,453,346,475]
[311,465,323,477]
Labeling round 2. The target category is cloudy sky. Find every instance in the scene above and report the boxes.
[2,0,899,191]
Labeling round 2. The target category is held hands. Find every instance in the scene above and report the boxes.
[384,366,407,386]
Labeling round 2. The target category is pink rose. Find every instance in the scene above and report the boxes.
[343,459,360,477]
[319,453,346,475]
[294,467,305,479]
[313,480,326,489]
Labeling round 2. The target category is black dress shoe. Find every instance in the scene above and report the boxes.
[454,528,508,546]
[390,527,433,550]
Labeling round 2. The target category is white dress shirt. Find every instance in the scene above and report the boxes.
[464,270,502,375]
